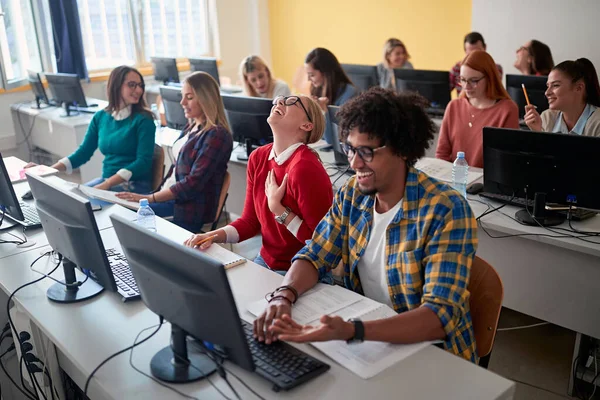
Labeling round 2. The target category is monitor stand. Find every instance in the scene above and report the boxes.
[60,102,79,118]
[47,256,104,303]
[150,324,217,383]
[236,138,253,162]
[514,192,564,227]
[31,98,51,110]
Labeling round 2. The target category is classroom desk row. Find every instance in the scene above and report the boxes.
[0,177,515,400]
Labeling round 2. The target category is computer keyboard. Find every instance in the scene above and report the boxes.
[241,320,329,391]
[425,107,446,118]
[105,248,140,301]
[17,202,41,228]
[479,192,597,221]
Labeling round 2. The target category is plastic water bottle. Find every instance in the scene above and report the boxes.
[137,199,156,232]
[150,104,160,129]
[452,151,469,198]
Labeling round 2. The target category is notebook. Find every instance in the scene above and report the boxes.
[4,157,58,183]
[77,185,139,210]
[207,243,247,270]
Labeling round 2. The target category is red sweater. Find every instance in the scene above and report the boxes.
[436,97,519,168]
[230,144,333,271]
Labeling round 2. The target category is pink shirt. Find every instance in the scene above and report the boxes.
[436,97,519,168]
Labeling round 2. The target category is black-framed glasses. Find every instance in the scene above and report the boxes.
[272,95,312,122]
[457,76,485,88]
[126,81,145,90]
[341,142,386,163]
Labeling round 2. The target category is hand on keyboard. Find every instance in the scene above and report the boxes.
[253,298,292,344]
[270,314,354,343]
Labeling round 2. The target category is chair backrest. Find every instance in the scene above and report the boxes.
[468,256,504,359]
[210,171,230,230]
[151,144,165,192]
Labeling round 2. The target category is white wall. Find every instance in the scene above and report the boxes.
[472,0,600,78]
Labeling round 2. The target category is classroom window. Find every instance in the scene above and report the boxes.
[0,0,43,87]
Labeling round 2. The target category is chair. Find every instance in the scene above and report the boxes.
[207,171,231,231]
[468,256,504,369]
[151,144,165,192]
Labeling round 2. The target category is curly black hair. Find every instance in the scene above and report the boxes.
[336,87,435,166]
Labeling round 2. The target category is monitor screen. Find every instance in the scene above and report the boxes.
[151,57,179,84]
[0,154,25,222]
[506,74,549,119]
[188,57,220,84]
[45,73,90,116]
[27,70,49,106]
[159,86,188,130]
[222,94,273,145]
[341,64,378,92]
[394,69,450,109]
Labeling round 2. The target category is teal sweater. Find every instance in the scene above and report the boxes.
[68,110,156,182]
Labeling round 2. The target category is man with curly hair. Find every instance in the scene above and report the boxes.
[253,87,479,363]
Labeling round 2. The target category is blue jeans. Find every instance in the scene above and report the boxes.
[84,177,152,194]
[254,253,287,276]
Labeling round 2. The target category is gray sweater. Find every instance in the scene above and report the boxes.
[376,61,414,89]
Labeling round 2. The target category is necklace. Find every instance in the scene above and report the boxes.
[467,99,496,128]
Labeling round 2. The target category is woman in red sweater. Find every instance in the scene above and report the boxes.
[436,50,519,168]
[184,95,333,273]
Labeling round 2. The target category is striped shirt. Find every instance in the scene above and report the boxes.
[293,166,478,362]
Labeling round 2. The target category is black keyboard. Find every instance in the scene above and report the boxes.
[13,202,41,228]
[105,248,140,301]
[479,192,598,221]
[425,107,446,117]
[241,321,329,391]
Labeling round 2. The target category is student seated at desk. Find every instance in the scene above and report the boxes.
[117,72,233,232]
[513,40,554,76]
[436,50,519,168]
[252,88,478,363]
[184,95,333,274]
[377,38,414,89]
[305,47,359,144]
[450,32,503,95]
[524,58,600,137]
[28,66,156,193]
[240,55,291,98]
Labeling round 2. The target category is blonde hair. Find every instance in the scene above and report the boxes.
[299,95,325,144]
[382,38,411,69]
[182,71,231,133]
[240,55,275,98]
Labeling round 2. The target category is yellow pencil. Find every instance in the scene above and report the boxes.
[194,234,218,247]
[521,83,531,106]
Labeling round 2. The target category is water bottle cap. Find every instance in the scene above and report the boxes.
[457,152,465,158]
[139,198,149,206]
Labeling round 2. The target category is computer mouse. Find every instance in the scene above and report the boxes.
[21,190,33,200]
[466,182,484,195]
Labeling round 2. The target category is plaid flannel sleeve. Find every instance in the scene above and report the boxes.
[420,194,478,337]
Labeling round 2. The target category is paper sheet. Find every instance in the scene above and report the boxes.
[77,185,140,210]
[415,157,483,186]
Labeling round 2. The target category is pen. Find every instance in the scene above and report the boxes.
[194,234,218,248]
[521,83,531,106]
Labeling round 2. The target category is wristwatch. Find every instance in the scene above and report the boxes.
[346,318,365,344]
[274,207,292,224]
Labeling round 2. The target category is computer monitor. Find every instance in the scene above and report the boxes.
[188,57,220,84]
[159,86,188,130]
[393,69,451,109]
[110,214,254,383]
[151,57,179,85]
[222,94,273,160]
[0,154,27,225]
[45,73,92,117]
[483,127,600,225]
[327,106,350,167]
[25,173,120,303]
[341,64,378,92]
[27,70,50,109]
[506,74,549,119]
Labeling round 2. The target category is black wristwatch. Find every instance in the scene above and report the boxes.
[346,318,365,344]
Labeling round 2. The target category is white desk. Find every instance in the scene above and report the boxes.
[0,181,515,400]
[11,99,108,183]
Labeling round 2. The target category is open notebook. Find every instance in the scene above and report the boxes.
[247,284,430,379]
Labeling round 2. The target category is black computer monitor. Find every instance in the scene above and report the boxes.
[159,86,187,130]
[341,64,378,92]
[0,154,27,225]
[506,74,549,119]
[45,73,92,117]
[327,106,350,167]
[394,69,451,109]
[151,57,179,85]
[222,94,273,160]
[188,57,220,84]
[110,214,254,383]
[27,70,50,109]
[25,173,119,303]
[483,127,600,225]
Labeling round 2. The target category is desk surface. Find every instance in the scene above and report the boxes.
[0,184,515,400]
[11,98,109,128]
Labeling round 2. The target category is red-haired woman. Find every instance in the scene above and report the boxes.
[436,50,519,168]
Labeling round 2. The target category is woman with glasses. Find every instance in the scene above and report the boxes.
[514,40,554,76]
[117,72,233,233]
[240,55,291,99]
[436,50,519,168]
[184,95,333,274]
[29,66,156,193]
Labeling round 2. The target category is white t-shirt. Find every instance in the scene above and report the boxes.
[356,199,403,308]
[257,79,291,99]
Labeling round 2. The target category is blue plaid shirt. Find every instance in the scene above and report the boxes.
[294,166,478,362]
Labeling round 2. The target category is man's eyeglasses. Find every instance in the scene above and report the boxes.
[341,142,386,163]
[457,76,485,88]
[272,96,312,122]
[126,81,145,90]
